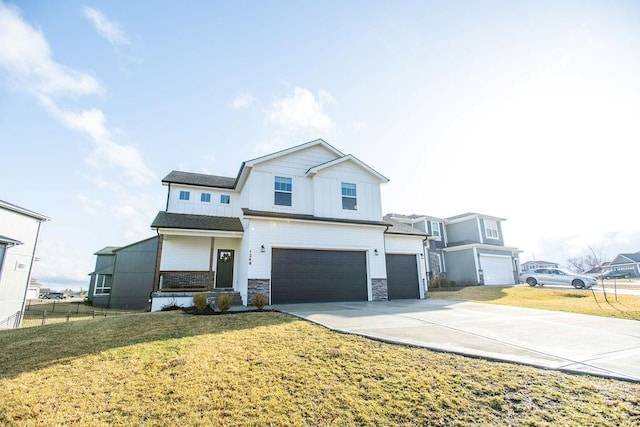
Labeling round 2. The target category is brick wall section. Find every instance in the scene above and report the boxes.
[371,278,388,301]
[248,278,270,306]
[161,272,208,289]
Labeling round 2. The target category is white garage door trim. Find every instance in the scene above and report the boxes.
[480,254,515,285]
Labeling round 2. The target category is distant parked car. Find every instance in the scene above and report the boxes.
[42,292,65,299]
[600,270,631,280]
[519,268,597,289]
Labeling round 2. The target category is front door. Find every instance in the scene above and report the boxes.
[216,249,234,288]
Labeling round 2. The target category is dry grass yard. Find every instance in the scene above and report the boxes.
[0,311,638,426]
[430,286,640,321]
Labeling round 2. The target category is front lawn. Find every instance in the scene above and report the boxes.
[0,311,638,425]
[429,286,640,320]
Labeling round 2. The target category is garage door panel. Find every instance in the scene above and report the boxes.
[272,249,368,304]
[480,255,515,285]
[386,254,420,299]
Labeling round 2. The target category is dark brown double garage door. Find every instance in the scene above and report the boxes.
[271,249,419,304]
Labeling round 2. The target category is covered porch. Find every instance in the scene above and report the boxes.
[150,212,244,311]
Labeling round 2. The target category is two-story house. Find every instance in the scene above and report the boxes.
[0,200,49,328]
[388,212,521,286]
[150,139,428,310]
[521,260,559,271]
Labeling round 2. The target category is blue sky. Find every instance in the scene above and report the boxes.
[1,1,639,290]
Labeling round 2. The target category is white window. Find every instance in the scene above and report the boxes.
[430,221,441,238]
[341,182,357,210]
[484,219,499,239]
[434,253,443,274]
[94,274,112,295]
[179,191,190,201]
[220,194,230,204]
[274,176,292,206]
[201,193,211,202]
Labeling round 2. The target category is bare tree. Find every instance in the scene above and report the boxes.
[567,246,608,272]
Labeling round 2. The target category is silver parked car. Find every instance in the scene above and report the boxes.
[519,268,597,289]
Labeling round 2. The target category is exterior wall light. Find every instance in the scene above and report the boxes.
[261,245,266,253]
[374,249,379,256]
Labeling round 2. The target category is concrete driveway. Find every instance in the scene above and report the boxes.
[274,299,640,382]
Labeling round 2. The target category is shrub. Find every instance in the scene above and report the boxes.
[217,294,233,312]
[193,293,208,312]
[252,293,268,310]
[430,276,451,288]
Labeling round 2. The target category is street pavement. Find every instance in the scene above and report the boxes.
[274,299,640,382]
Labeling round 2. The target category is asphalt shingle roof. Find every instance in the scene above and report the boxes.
[151,211,244,232]
[162,171,236,189]
[383,215,428,236]
[242,209,388,227]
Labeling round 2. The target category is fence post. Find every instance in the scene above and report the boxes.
[67,311,71,322]
[52,300,56,313]
[93,310,96,319]
[77,304,80,314]
[42,310,47,326]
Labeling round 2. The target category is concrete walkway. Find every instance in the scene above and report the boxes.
[274,299,640,382]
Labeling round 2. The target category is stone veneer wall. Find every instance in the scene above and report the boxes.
[160,272,208,289]
[248,278,270,306]
[371,278,388,301]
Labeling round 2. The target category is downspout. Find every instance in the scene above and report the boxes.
[18,219,43,328]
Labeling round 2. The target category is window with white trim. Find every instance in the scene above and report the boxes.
[341,182,357,210]
[430,221,441,238]
[201,193,211,202]
[434,253,443,274]
[274,176,292,206]
[484,219,499,239]
[220,194,230,204]
[179,190,190,201]
[94,274,112,295]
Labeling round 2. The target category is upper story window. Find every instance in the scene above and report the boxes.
[201,193,211,202]
[341,182,357,210]
[430,221,441,238]
[179,190,190,201]
[274,176,292,206]
[220,194,230,204]
[484,219,499,239]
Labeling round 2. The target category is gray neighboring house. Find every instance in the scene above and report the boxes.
[521,260,559,271]
[388,212,521,286]
[606,252,640,277]
[88,236,158,310]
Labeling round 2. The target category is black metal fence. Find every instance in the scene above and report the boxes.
[19,300,143,328]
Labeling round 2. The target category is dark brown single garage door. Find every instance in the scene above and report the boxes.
[386,254,420,299]
[271,249,368,304]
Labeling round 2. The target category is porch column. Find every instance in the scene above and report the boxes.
[208,237,215,289]
[153,234,164,291]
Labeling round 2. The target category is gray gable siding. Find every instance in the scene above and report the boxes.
[445,220,480,245]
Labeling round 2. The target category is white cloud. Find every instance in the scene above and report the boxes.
[231,93,255,109]
[0,2,102,96]
[0,4,154,185]
[267,87,335,132]
[83,6,129,46]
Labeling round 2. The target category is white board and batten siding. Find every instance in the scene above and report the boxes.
[246,218,387,288]
[312,161,383,222]
[167,184,240,217]
[160,235,241,272]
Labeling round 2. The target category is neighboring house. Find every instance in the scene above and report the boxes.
[521,260,559,271]
[150,139,428,310]
[0,200,49,328]
[388,212,521,286]
[606,252,640,277]
[88,236,158,310]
